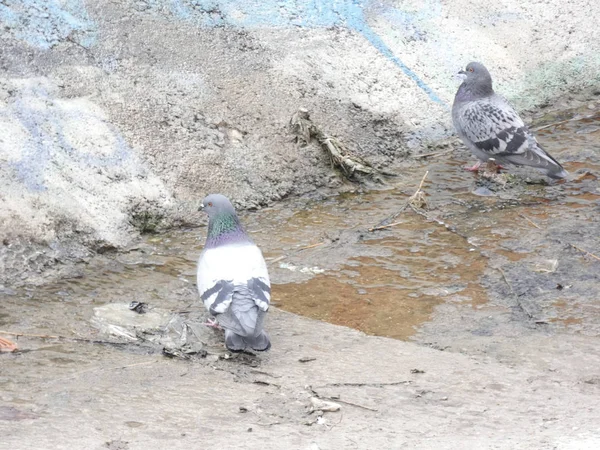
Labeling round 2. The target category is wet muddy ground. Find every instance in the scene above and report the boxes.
[1,103,600,449]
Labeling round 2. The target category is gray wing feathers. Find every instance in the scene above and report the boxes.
[454,96,567,178]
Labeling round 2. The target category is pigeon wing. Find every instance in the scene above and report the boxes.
[457,99,528,156]
[457,97,564,172]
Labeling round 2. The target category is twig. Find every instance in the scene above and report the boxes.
[413,149,454,159]
[531,112,600,132]
[253,380,281,388]
[0,330,133,347]
[0,331,62,339]
[298,242,326,251]
[330,398,378,412]
[497,268,534,320]
[254,421,281,427]
[371,171,429,230]
[415,170,429,193]
[322,381,410,387]
[267,255,287,266]
[519,214,541,229]
[368,220,404,232]
[250,369,282,378]
[570,244,600,262]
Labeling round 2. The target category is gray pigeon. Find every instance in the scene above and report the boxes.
[452,62,568,179]
[197,194,271,352]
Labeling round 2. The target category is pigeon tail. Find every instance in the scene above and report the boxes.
[225,329,271,352]
[545,165,569,180]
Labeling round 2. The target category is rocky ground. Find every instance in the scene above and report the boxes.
[1,2,600,448]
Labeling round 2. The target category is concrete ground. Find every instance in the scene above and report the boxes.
[2,308,599,450]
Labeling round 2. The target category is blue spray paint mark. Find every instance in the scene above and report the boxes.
[141,0,444,104]
[2,85,134,192]
[0,0,443,101]
[0,0,96,50]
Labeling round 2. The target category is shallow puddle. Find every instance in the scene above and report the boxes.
[2,104,599,345]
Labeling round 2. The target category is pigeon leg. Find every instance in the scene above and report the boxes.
[464,161,482,172]
[203,318,222,330]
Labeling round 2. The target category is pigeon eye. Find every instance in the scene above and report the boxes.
[468,68,474,72]
[208,202,213,207]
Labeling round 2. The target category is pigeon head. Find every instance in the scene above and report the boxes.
[199,194,251,248]
[457,62,494,98]
[200,194,236,217]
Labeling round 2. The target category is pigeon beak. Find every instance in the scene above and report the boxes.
[456,70,467,81]
[198,203,205,211]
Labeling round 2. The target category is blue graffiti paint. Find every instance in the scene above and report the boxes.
[141,0,444,104]
[0,0,96,49]
[2,85,133,192]
[0,0,443,101]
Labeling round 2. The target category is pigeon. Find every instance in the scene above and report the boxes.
[452,61,568,179]
[196,194,271,352]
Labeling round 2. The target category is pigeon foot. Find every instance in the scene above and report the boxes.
[203,318,222,330]
[464,161,482,172]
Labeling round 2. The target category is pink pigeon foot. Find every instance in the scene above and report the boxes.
[464,161,482,172]
[203,318,222,330]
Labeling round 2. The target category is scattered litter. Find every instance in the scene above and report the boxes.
[310,397,341,413]
[91,303,171,341]
[279,262,325,274]
[532,259,559,273]
[162,344,207,360]
[128,301,148,314]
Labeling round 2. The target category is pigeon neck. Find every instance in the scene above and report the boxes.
[205,212,250,249]
[457,81,494,101]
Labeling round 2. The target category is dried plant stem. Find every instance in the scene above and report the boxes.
[371,171,428,230]
[519,214,541,229]
[570,244,600,262]
[290,109,390,183]
[413,149,454,159]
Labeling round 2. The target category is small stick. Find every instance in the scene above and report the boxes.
[415,170,429,192]
[0,331,62,339]
[330,398,378,412]
[413,149,454,159]
[298,242,326,251]
[570,244,600,262]
[323,381,410,387]
[0,330,132,347]
[519,214,541,229]
[497,268,534,320]
[267,255,287,266]
[368,221,404,232]
[371,171,429,230]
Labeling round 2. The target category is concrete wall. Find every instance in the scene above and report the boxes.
[1,0,599,283]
